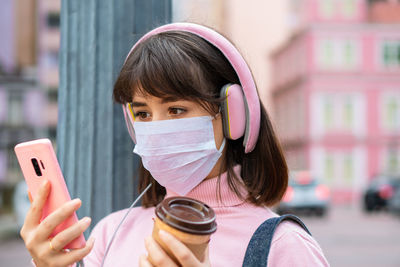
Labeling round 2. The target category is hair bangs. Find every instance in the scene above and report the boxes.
[114,33,220,111]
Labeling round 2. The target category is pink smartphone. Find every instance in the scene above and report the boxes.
[14,138,86,249]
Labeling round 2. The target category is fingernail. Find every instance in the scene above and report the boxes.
[82,217,91,225]
[159,230,170,240]
[71,198,81,206]
[86,236,95,247]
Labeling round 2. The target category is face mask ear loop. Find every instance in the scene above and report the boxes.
[213,106,222,120]
[218,138,226,153]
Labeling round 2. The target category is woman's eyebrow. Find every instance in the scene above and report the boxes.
[130,101,147,107]
[161,96,182,103]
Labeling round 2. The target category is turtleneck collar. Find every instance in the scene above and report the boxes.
[165,165,248,208]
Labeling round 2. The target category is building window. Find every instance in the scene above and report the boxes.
[388,149,400,174]
[341,0,358,18]
[43,51,59,69]
[343,96,354,129]
[316,38,360,70]
[319,92,364,135]
[325,153,335,183]
[321,41,334,68]
[319,0,335,18]
[322,150,358,187]
[0,88,7,123]
[319,0,358,19]
[323,96,335,129]
[381,40,400,69]
[7,148,19,173]
[344,41,356,66]
[382,148,400,175]
[0,150,6,182]
[8,92,23,126]
[343,153,354,185]
[381,92,400,133]
[47,12,60,28]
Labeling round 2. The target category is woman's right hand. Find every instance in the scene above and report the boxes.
[20,180,95,267]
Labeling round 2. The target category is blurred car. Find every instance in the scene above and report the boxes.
[363,175,400,212]
[277,171,330,217]
[388,185,400,216]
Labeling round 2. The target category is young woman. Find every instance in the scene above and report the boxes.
[20,23,329,266]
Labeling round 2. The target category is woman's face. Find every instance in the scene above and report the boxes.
[131,93,225,152]
[131,92,226,179]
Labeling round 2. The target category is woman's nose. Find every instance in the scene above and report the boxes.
[151,112,169,121]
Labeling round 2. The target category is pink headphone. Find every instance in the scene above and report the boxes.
[122,23,261,153]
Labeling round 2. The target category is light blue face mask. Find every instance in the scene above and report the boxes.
[133,116,226,195]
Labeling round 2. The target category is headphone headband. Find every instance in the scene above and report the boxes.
[125,23,260,153]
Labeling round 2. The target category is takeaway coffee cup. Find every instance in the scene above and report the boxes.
[151,197,217,264]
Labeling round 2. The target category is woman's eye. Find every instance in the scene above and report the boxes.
[169,108,186,115]
[134,111,151,120]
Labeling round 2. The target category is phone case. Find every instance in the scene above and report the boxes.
[14,138,86,249]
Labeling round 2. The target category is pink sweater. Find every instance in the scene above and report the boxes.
[84,167,329,266]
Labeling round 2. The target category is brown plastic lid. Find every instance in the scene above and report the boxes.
[155,197,217,235]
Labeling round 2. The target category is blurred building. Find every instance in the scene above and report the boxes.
[172,0,291,108]
[272,0,400,203]
[0,0,60,211]
[38,0,60,127]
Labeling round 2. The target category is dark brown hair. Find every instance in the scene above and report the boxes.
[113,30,288,207]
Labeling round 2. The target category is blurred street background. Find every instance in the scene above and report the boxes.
[1,0,400,266]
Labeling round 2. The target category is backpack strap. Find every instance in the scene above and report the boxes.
[242,214,311,267]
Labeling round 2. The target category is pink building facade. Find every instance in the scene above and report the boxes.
[272,0,400,203]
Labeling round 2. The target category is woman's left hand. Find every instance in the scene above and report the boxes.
[139,230,210,267]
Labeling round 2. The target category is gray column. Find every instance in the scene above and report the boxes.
[57,0,171,232]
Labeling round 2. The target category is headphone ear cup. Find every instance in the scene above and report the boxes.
[220,84,246,140]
